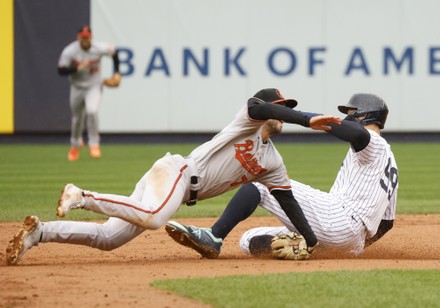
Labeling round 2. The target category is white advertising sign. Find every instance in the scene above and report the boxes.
[93,0,440,132]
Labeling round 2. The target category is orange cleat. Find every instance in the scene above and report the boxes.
[89,146,101,158]
[67,147,80,161]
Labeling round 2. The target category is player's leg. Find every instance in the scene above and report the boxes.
[7,172,158,266]
[57,153,190,230]
[84,84,102,158]
[6,216,145,265]
[41,217,145,250]
[165,183,261,259]
[68,87,86,160]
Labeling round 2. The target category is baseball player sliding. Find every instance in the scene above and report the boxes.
[58,25,121,161]
[165,93,398,259]
[5,88,341,265]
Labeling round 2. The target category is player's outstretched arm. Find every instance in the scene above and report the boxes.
[309,115,342,131]
[248,103,340,130]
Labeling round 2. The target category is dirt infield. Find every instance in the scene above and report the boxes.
[1,215,440,307]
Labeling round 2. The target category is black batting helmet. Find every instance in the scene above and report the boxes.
[338,93,389,129]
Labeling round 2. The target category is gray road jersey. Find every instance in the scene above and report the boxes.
[330,129,398,237]
[189,102,290,200]
[58,41,114,88]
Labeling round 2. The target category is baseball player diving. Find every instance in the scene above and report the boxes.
[58,25,121,161]
[5,88,341,265]
[165,93,399,259]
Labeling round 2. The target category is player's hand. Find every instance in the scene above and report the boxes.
[103,72,121,88]
[76,60,91,72]
[309,115,341,131]
[271,232,313,260]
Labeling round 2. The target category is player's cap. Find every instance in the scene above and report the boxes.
[78,26,92,39]
[253,88,298,108]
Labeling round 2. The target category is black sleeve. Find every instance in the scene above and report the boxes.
[326,120,371,152]
[248,101,311,127]
[57,66,77,76]
[271,189,318,247]
[112,51,120,73]
[210,183,261,240]
[364,219,394,247]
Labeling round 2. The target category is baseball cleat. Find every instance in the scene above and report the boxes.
[57,183,86,217]
[6,216,42,265]
[67,147,80,161]
[89,146,101,158]
[165,220,222,259]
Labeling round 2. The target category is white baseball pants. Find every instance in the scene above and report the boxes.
[69,84,102,147]
[41,153,192,250]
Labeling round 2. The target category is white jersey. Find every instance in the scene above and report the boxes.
[58,41,114,88]
[330,129,398,237]
[189,99,291,200]
[240,129,398,254]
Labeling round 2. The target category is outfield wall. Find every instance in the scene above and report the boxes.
[2,0,440,134]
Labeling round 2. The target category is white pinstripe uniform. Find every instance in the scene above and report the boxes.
[40,100,292,248]
[58,41,115,147]
[240,129,398,254]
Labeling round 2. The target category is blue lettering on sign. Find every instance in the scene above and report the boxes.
[268,48,297,76]
[345,47,370,76]
[224,48,246,76]
[183,48,209,76]
[116,48,134,76]
[384,47,413,75]
[309,47,326,75]
[145,48,170,76]
[117,46,440,77]
[429,47,440,75]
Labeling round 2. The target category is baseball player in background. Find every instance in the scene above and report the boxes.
[58,25,121,161]
[5,88,341,265]
[165,93,398,259]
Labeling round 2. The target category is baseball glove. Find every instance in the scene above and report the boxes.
[271,232,311,260]
[103,72,121,88]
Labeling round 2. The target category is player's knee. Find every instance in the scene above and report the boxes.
[249,235,274,257]
[141,218,163,230]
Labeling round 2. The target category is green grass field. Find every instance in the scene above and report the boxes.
[1,142,440,307]
[1,142,439,221]
[152,269,440,308]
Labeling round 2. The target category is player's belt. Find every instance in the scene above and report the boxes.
[184,156,200,206]
[186,176,198,206]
